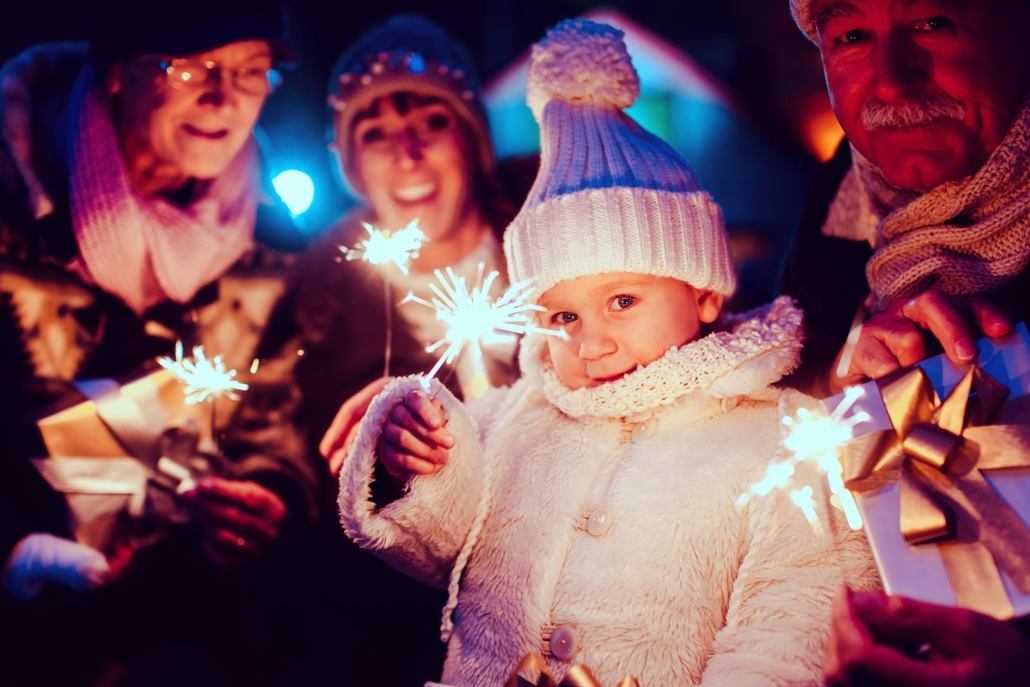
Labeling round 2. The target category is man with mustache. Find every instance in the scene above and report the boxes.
[781,0,1030,398]
[782,1,1030,685]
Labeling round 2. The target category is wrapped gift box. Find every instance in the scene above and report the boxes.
[824,322,1030,618]
[24,364,223,554]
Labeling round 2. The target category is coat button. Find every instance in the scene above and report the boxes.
[549,624,578,660]
[631,418,657,443]
[586,507,613,537]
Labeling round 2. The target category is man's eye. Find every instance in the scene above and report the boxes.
[610,295,636,311]
[835,29,869,46]
[360,127,385,145]
[912,16,954,32]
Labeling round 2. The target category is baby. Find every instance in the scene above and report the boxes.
[338,19,876,687]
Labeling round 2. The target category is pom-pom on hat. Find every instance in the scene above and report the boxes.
[328,15,494,198]
[504,19,737,299]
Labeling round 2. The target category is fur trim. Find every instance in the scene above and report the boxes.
[338,375,487,589]
[520,296,803,419]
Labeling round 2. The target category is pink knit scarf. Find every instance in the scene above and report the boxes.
[66,65,258,314]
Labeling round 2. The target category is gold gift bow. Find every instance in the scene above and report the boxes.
[505,653,640,687]
[842,365,1030,619]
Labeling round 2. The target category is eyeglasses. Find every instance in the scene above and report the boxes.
[155,58,283,96]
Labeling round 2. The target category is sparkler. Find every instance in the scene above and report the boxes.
[338,220,425,275]
[338,219,426,377]
[401,264,568,389]
[739,386,871,533]
[158,342,249,404]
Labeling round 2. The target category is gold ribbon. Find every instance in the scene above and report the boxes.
[505,653,639,687]
[843,366,1030,619]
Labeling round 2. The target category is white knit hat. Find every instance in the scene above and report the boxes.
[504,19,737,299]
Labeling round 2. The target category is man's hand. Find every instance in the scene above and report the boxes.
[825,586,1030,687]
[320,377,392,476]
[827,290,1013,395]
[1,533,110,602]
[182,478,287,568]
[380,391,454,480]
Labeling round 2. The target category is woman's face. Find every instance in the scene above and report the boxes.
[110,40,273,181]
[347,94,477,241]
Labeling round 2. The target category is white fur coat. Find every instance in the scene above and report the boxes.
[339,298,878,686]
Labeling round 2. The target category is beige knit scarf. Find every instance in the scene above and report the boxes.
[822,95,1030,311]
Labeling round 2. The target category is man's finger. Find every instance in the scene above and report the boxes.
[848,324,910,379]
[900,291,976,364]
[320,377,391,459]
[968,296,1014,339]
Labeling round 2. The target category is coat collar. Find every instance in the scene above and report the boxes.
[520,296,803,420]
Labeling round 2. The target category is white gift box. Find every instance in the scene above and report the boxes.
[824,322,1030,617]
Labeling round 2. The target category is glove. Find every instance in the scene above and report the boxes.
[1,533,110,602]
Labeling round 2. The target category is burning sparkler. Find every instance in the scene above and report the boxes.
[339,219,425,275]
[338,219,426,377]
[739,386,872,533]
[401,264,568,388]
[158,342,249,404]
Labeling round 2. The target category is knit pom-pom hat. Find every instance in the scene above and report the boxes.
[504,19,737,299]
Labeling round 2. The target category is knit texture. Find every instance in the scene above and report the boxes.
[66,65,258,314]
[504,19,736,299]
[821,95,1030,310]
[328,15,494,197]
[523,296,802,420]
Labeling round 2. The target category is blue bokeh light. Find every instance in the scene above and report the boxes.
[272,170,315,216]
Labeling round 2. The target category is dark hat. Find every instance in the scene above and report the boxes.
[88,0,296,67]
[328,15,494,197]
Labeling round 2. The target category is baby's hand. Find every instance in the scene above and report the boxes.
[381,391,455,479]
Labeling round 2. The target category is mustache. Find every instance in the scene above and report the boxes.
[862,93,965,130]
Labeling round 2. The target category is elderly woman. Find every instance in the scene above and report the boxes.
[0,0,317,682]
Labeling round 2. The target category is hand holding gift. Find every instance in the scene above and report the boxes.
[380,391,454,479]
[828,289,1015,396]
[826,322,1030,618]
[181,478,287,568]
[824,585,1030,687]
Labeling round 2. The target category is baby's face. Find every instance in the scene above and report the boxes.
[538,273,723,390]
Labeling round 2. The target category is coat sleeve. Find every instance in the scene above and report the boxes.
[699,394,881,686]
[337,376,492,589]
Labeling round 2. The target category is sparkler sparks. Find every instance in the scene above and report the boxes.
[158,342,250,404]
[401,264,568,387]
[339,220,425,275]
[740,386,871,532]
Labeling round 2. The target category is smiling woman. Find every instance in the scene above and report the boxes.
[289,14,524,436]
[273,14,527,686]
